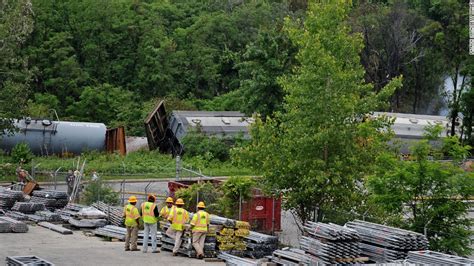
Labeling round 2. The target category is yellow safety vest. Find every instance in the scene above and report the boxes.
[160,205,175,219]
[124,204,140,227]
[191,210,209,232]
[141,202,157,224]
[168,207,188,231]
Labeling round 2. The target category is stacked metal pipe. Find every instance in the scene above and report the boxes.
[30,190,69,209]
[218,252,259,266]
[0,216,28,233]
[160,222,216,257]
[210,214,236,228]
[11,202,45,213]
[243,231,279,259]
[300,222,361,264]
[91,201,124,227]
[34,210,61,222]
[345,220,428,262]
[406,250,474,265]
[0,189,24,209]
[5,211,29,221]
[272,248,320,265]
[94,225,163,247]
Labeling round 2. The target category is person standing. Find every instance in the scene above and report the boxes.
[123,196,140,251]
[191,201,210,259]
[160,197,175,219]
[141,194,160,253]
[166,198,189,256]
[65,170,75,196]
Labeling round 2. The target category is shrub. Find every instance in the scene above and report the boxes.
[82,180,119,205]
[11,142,33,164]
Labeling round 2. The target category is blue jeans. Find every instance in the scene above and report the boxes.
[143,223,157,252]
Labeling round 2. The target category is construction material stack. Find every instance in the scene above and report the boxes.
[0,189,24,210]
[67,206,107,228]
[0,216,28,233]
[271,248,320,265]
[6,256,53,266]
[92,201,125,227]
[243,231,278,259]
[160,221,217,258]
[300,221,361,264]
[216,220,249,256]
[11,202,45,213]
[406,250,474,265]
[56,203,87,222]
[94,225,163,247]
[30,190,69,210]
[345,220,428,262]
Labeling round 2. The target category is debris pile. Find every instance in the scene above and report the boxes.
[6,256,53,266]
[406,250,474,265]
[92,201,124,226]
[243,231,278,259]
[94,225,163,247]
[0,216,28,233]
[30,190,69,209]
[345,220,428,262]
[300,222,361,264]
[0,189,24,209]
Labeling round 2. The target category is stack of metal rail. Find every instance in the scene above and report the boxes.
[272,248,320,266]
[6,255,54,266]
[31,190,68,209]
[34,210,61,222]
[160,222,216,258]
[210,215,236,228]
[406,250,474,265]
[55,203,86,222]
[300,222,361,264]
[243,231,278,259]
[5,211,29,221]
[0,189,24,209]
[218,252,259,266]
[11,202,45,213]
[91,201,124,227]
[94,225,163,247]
[345,220,428,262]
[0,216,28,233]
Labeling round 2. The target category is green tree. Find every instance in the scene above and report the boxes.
[368,126,473,256]
[461,87,474,145]
[235,2,401,225]
[0,0,34,134]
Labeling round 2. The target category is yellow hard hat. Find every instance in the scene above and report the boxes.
[128,196,138,203]
[166,197,174,203]
[197,201,206,208]
[175,198,184,205]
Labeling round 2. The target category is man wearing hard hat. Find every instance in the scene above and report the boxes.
[160,197,175,219]
[123,196,141,251]
[191,201,210,259]
[166,198,189,256]
[141,194,160,253]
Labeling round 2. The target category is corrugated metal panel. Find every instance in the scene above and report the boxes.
[106,126,126,155]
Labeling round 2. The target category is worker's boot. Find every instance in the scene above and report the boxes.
[172,252,178,256]
[151,250,160,253]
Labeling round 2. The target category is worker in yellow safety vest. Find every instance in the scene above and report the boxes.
[160,197,175,219]
[166,198,189,256]
[140,194,160,253]
[191,201,210,259]
[123,196,140,251]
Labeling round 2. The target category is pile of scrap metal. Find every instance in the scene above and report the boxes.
[91,201,124,227]
[345,220,428,262]
[0,216,28,233]
[160,221,217,258]
[406,250,474,265]
[94,225,163,247]
[299,222,361,264]
[6,256,53,266]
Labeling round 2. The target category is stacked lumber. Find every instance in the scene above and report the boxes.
[406,250,474,265]
[0,216,28,233]
[31,190,68,209]
[0,189,24,209]
[300,222,361,264]
[345,220,428,262]
[91,201,124,227]
[243,231,278,259]
[11,202,45,213]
